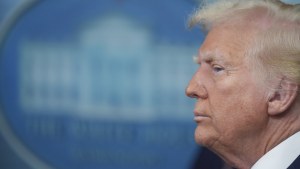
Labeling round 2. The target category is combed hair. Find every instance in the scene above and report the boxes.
[189,0,300,85]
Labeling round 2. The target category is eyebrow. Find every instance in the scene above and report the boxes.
[195,51,221,63]
[195,51,233,67]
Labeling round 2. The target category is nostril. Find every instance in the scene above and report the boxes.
[186,83,207,99]
[185,86,198,98]
[189,93,199,99]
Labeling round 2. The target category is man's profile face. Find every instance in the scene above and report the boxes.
[186,24,270,151]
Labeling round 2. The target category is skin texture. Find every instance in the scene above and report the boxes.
[186,5,300,169]
[186,24,270,168]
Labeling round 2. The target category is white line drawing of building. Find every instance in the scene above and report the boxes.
[19,14,198,121]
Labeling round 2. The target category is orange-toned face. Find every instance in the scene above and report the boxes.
[186,25,269,152]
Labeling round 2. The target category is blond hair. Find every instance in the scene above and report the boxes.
[189,0,300,84]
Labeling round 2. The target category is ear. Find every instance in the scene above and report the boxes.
[267,78,298,116]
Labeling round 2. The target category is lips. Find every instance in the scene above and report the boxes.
[193,111,210,122]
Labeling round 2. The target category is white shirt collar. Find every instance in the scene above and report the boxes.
[251,131,300,169]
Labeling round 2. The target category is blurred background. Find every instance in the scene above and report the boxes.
[0,0,299,169]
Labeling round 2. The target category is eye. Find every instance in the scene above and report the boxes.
[212,65,224,73]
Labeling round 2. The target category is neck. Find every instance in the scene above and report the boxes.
[212,135,265,169]
[213,111,300,169]
[262,111,300,154]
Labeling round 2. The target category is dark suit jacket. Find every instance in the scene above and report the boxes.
[190,148,225,169]
[288,155,300,169]
[191,148,300,169]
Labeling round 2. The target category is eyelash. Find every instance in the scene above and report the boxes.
[192,56,225,74]
[212,65,224,73]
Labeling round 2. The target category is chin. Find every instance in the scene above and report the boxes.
[194,126,217,148]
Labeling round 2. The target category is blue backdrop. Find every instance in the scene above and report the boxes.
[0,0,202,169]
[2,0,299,169]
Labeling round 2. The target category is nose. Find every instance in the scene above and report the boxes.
[185,74,208,99]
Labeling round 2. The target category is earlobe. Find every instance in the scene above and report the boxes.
[267,79,298,116]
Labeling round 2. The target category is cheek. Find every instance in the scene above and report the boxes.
[207,86,239,118]
[205,68,268,127]
[209,73,264,115]
[211,92,268,136]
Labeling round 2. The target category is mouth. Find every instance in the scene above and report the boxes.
[193,112,210,122]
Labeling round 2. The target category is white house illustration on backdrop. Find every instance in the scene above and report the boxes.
[19,14,198,121]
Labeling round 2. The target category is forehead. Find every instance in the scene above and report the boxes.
[199,24,255,64]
